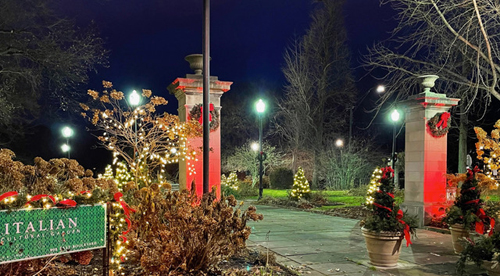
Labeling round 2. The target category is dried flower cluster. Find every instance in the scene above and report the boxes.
[126,188,263,275]
[475,120,500,183]
[0,148,118,198]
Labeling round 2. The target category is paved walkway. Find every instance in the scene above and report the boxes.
[246,204,487,276]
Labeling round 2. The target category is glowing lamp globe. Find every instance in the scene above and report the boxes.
[391,109,400,122]
[61,144,70,153]
[129,90,141,106]
[376,85,385,93]
[256,99,265,114]
[61,126,74,138]
[251,142,259,152]
[335,139,344,148]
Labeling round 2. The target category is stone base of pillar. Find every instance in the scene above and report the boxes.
[400,201,424,228]
[401,201,448,228]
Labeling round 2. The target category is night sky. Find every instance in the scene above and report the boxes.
[45,0,397,170]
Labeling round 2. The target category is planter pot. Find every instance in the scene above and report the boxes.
[361,227,403,267]
[449,224,470,254]
[482,261,500,276]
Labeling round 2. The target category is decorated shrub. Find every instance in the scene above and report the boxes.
[221,172,240,197]
[363,167,416,246]
[443,166,495,234]
[290,167,310,200]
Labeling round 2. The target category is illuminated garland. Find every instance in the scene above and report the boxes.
[189,103,220,132]
[365,167,383,206]
[427,112,451,138]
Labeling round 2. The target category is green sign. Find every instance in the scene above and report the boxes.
[0,204,106,264]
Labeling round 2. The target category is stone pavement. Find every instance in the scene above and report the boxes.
[246,204,487,276]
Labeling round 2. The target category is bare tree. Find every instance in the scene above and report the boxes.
[364,0,500,173]
[274,0,357,186]
[0,0,108,144]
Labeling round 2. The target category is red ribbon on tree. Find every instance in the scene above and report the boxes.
[475,208,495,236]
[436,112,450,128]
[0,191,18,202]
[397,209,412,247]
[26,194,56,205]
[377,190,394,198]
[114,192,136,242]
[199,103,214,124]
[373,202,393,213]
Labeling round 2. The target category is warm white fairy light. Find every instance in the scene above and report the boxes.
[365,168,383,206]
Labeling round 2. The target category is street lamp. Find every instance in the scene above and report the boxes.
[390,109,401,176]
[256,99,266,200]
[61,143,70,155]
[129,90,141,158]
[376,85,386,93]
[251,142,259,152]
[335,139,344,148]
[61,126,74,158]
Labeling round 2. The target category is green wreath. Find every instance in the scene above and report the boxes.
[427,112,451,138]
[189,103,220,132]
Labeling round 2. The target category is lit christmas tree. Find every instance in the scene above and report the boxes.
[290,167,310,200]
[221,172,239,191]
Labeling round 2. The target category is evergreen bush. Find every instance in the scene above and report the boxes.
[269,167,293,189]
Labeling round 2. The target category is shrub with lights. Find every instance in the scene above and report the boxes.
[363,167,416,246]
[290,167,310,200]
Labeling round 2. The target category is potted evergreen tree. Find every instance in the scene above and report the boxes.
[362,166,417,267]
[443,166,495,254]
[457,232,500,275]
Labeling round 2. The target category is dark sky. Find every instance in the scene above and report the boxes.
[49,0,397,170]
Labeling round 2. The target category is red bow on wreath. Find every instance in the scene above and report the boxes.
[199,103,214,124]
[436,112,450,128]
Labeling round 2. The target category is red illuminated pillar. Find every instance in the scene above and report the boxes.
[402,75,459,227]
[168,54,232,198]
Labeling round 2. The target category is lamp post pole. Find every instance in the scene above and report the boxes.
[390,109,400,185]
[256,99,265,200]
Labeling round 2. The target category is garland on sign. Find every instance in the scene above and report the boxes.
[427,112,451,138]
[189,103,220,132]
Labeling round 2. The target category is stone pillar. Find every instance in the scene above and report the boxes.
[167,54,232,198]
[401,75,459,227]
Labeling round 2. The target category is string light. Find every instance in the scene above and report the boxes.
[365,167,383,206]
[290,167,310,200]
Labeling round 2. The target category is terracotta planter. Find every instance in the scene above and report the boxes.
[449,224,469,254]
[482,261,500,276]
[362,227,403,267]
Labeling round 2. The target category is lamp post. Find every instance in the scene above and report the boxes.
[256,99,266,200]
[390,109,400,183]
[129,90,141,156]
[61,126,74,158]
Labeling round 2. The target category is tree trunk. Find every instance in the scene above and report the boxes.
[458,104,468,173]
